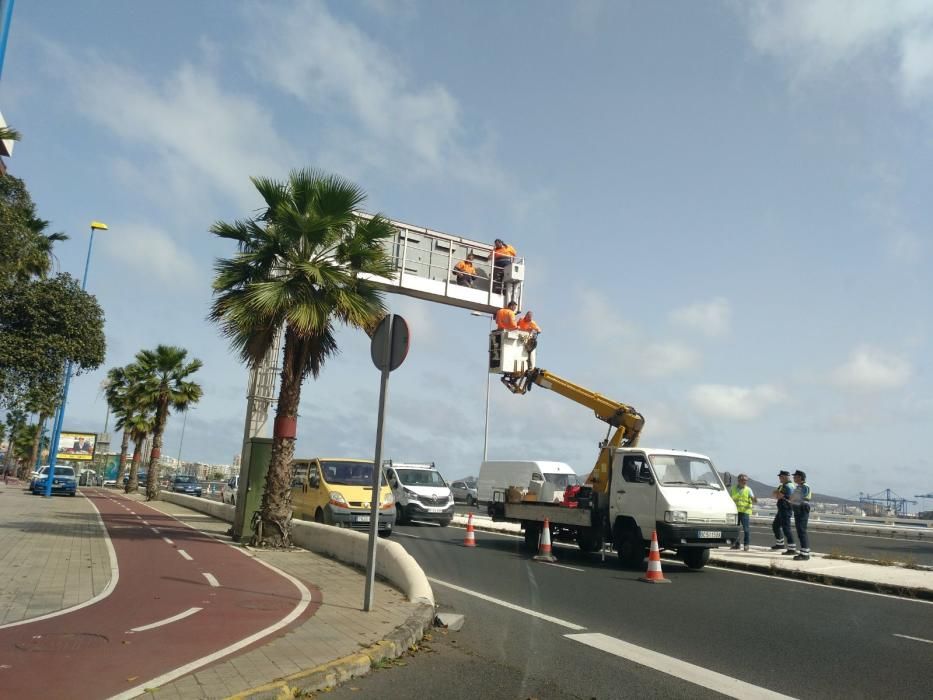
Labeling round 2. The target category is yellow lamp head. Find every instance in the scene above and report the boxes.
[90,221,109,231]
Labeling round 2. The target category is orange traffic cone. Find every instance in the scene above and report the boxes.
[463,512,477,547]
[639,530,670,583]
[533,518,557,562]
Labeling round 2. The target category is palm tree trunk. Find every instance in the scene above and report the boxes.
[116,431,130,484]
[125,438,143,493]
[28,413,47,478]
[255,326,305,547]
[145,399,169,501]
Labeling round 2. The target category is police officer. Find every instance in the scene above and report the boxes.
[771,469,795,553]
[789,470,813,561]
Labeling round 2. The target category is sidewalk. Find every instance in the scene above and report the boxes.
[0,481,430,698]
[452,513,933,601]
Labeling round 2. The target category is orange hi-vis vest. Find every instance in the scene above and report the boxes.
[455,260,476,275]
[495,307,519,330]
[494,244,516,259]
[518,316,540,332]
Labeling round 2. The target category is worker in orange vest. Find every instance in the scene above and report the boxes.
[492,239,517,293]
[454,253,477,287]
[517,311,541,334]
[495,301,520,330]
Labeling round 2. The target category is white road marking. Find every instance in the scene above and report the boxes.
[177,550,193,561]
[0,493,120,630]
[544,563,585,572]
[142,520,149,525]
[566,632,795,700]
[427,577,585,630]
[394,532,422,539]
[162,537,174,546]
[129,607,202,632]
[202,573,220,587]
[150,527,160,535]
[893,633,933,644]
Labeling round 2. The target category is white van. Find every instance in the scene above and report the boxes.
[476,460,580,505]
[384,461,455,526]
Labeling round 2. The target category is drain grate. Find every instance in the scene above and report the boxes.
[15,633,110,652]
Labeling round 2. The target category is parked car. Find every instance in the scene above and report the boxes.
[29,466,50,490]
[123,472,148,487]
[221,475,239,505]
[171,474,203,497]
[32,466,77,496]
[384,462,454,526]
[450,480,478,505]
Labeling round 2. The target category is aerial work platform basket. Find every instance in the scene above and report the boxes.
[356,212,525,315]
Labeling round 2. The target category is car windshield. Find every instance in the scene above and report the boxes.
[321,461,377,486]
[395,468,446,487]
[544,473,579,489]
[175,475,197,483]
[649,455,722,489]
[44,467,74,478]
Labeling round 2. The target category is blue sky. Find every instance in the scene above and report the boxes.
[4,1,932,504]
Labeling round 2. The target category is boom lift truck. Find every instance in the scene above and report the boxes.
[487,333,739,570]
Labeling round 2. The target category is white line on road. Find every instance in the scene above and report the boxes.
[177,550,193,561]
[129,607,202,633]
[394,532,422,539]
[150,527,160,535]
[202,573,220,587]
[162,537,174,546]
[141,520,149,525]
[565,632,795,700]
[427,577,585,630]
[544,563,585,572]
[893,633,933,644]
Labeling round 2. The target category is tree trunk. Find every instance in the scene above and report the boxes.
[27,413,47,478]
[254,326,306,547]
[115,431,130,484]
[145,397,169,501]
[125,438,143,493]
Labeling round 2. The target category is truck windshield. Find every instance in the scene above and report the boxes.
[544,473,579,489]
[321,461,377,486]
[395,469,446,487]
[649,455,722,489]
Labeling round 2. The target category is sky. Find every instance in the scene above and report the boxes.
[3,1,932,507]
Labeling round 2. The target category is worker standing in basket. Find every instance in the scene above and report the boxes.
[492,239,517,293]
[495,301,520,330]
[518,310,541,335]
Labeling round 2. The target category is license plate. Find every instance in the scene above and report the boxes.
[53,480,62,485]
[355,514,371,523]
[698,530,721,538]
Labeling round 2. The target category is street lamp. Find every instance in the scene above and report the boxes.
[44,221,108,497]
[471,311,494,462]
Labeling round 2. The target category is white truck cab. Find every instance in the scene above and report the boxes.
[384,461,455,526]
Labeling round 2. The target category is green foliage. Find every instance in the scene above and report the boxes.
[0,175,67,285]
[0,273,106,410]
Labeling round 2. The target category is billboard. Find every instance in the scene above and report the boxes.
[57,432,97,461]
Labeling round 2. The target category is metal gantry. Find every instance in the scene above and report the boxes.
[858,489,917,517]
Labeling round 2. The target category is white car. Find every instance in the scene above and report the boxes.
[221,476,239,505]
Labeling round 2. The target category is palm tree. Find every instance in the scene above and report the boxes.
[0,125,21,142]
[123,408,153,494]
[133,345,203,501]
[209,168,396,547]
[104,365,135,485]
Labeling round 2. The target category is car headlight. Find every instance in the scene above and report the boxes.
[329,491,348,507]
[727,513,738,525]
[664,510,687,523]
[403,488,418,498]
[381,491,395,508]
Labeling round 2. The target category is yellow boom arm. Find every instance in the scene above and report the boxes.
[500,368,644,494]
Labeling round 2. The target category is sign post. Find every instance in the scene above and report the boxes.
[363,314,410,612]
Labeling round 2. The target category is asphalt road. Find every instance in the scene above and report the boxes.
[0,490,314,699]
[345,521,933,699]
[453,505,933,566]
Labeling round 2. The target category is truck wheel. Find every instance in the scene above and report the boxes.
[314,508,326,524]
[576,528,602,553]
[438,519,452,528]
[682,548,710,570]
[467,495,476,506]
[524,524,541,553]
[396,507,409,525]
[616,528,645,569]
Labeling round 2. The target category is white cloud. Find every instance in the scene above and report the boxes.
[669,298,731,338]
[688,384,786,421]
[576,288,635,343]
[639,342,700,378]
[241,0,514,193]
[742,1,933,101]
[99,223,200,287]
[830,347,912,391]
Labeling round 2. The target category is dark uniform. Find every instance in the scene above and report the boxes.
[771,470,795,552]
[789,470,812,560]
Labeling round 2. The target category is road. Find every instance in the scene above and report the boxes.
[452,505,933,566]
[0,489,315,699]
[326,520,933,699]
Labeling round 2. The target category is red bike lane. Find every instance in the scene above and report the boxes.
[0,490,320,699]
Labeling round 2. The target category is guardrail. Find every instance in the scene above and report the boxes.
[750,512,933,540]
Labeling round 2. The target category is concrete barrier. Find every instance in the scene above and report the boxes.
[158,491,433,606]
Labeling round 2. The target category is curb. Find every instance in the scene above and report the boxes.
[707,557,933,601]
[226,602,436,700]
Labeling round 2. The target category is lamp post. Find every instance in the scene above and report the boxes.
[471,311,494,462]
[44,221,108,497]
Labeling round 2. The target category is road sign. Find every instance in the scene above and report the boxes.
[370,314,410,371]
